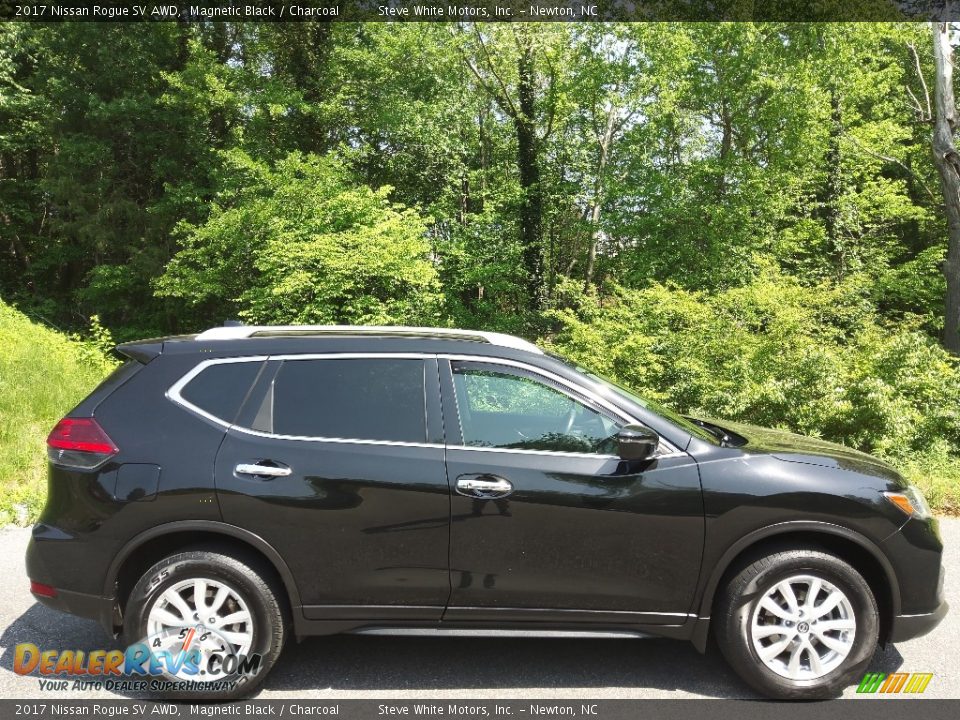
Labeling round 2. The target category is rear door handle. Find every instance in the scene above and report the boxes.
[235,463,292,478]
[456,474,513,498]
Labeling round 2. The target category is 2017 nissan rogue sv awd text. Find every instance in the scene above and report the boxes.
[27,325,946,699]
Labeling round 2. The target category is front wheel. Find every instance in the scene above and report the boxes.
[122,549,287,700]
[715,546,879,699]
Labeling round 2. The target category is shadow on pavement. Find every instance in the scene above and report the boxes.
[267,634,757,698]
[0,601,903,699]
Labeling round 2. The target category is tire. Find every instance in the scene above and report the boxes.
[122,548,287,700]
[715,546,879,699]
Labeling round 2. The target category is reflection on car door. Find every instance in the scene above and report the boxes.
[440,358,704,626]
[215,355,451,623]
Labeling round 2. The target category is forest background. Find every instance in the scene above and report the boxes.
[2,21,960,521]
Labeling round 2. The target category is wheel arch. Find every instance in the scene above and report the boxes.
[106,520,302,630]
[693,521,901,651]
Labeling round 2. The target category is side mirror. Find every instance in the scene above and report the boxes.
[617,425,659,462]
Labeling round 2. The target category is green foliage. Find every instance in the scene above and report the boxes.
[68,315,117,362]
[3,22,960,514]
[157,152,443,326]
[544,273,960,507]
[876,246,947,333]
[0,300,115,525]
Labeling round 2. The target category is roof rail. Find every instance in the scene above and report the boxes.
[194,325,543,355]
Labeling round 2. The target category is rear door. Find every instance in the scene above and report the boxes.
[212,353,450,623]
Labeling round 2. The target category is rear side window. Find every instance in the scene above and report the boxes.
[269,358,426,443]
[179,360,264,424]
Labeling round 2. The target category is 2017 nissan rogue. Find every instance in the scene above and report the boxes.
[26,325,947,699]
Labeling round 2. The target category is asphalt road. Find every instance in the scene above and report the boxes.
[1,520,957,700]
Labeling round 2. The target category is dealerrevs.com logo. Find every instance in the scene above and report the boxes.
[14,628,262,693]
[857,672,934,694]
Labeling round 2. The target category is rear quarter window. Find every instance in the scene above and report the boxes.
[178,360,265,424]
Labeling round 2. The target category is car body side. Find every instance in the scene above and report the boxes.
[25,335,946,650]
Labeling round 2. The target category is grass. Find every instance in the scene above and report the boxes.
[0,300,115,525]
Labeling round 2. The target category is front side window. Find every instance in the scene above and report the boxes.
[269,358,426,443]
[451,362,620,454]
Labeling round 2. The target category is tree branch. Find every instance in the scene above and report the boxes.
[908,42,933,122]
[843,135,937,201]
[474,26,519,119]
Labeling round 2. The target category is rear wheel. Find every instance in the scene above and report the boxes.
[122,549,286,700]
[715,547,879,699]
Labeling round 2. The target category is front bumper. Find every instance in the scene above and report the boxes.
[890,600,949,643]
[881,515,946,642]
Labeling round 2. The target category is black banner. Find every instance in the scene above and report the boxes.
[0,0,958,23]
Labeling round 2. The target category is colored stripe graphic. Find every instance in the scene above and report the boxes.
[857,672,932,694]
[903,673,934,694]
[857,672,886,693]
[881,672,910,693]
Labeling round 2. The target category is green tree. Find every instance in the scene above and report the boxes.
[156,152,442,326]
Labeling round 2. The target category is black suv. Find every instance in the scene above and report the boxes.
[27,326,946,699]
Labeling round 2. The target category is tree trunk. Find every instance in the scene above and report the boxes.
[932,22,960,354]
[515,42,545,310]
[584,107,616,291]
[824,87,844,276]
[718,100,732,196]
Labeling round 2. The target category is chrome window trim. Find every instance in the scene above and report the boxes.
[441,353,682,456]
[167,353,439,447]
[447,444,620,460]
[165,355,268,430]
[442,353,633,424]
[166,352,685,456]
[230,425,444,449]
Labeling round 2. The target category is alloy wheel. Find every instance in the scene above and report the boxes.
[750,574,856,680]
[145,576,254,680]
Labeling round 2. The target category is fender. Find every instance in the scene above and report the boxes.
[104,519,303,611]
[695,519,901,628]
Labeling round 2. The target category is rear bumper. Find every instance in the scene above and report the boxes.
[890,600,949,643]
[29,586,118,636]
[26,528,118,635]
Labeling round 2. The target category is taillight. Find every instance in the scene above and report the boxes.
[30,580,57,598]
[46,417,118,469]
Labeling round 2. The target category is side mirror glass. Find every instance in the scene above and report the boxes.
[617,424,659,462]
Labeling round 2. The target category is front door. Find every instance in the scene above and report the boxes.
[441,358,704,626]
[215,354,450,623]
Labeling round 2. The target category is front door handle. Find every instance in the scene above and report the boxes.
[235,463,292,478]
[456,474,513,498]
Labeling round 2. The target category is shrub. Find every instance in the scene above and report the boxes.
[543,272,960,509]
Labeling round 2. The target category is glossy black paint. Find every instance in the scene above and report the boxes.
[216,425,450,616]
[26,330,946,649]
[438,358,704,620]
[616,425,660,461]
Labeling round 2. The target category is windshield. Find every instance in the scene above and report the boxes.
[552,356,716,442]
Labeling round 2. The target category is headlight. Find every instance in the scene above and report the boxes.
[884,485,933,520]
